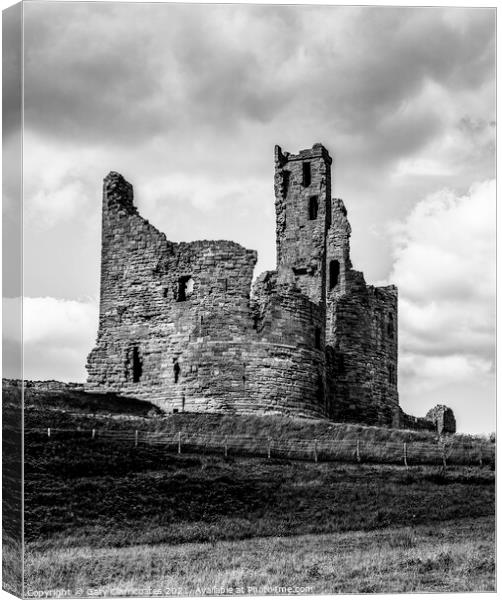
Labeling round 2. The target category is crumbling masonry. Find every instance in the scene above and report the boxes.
[86,144,455,433]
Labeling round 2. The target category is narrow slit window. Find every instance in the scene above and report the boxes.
[282,170,290,198]
[326,198,332,228]
[302,162,311,187]
[132,346,142,383]
[329,260,340,290]
[337,353,345,374]
[314,327,321,349]
[309,196,318,220]
[173,359,180,384]
[387,313,395,339]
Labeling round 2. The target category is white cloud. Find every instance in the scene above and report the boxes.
[23,132,100,229]
[389,180,495,432]
[137,173,271,215]
[27,179,89,228]
[3,297,99,382]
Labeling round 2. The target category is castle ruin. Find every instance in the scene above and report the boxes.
[86,143,455,433]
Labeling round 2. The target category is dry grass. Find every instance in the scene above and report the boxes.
[2,535,23,597]
[25,517,495,595]
[17,383,496,596]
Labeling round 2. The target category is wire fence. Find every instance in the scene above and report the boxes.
[28,426,495,468]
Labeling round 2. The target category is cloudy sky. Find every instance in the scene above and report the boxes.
[3,2,495,432]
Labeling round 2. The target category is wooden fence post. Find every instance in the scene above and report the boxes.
[40,427,485,469]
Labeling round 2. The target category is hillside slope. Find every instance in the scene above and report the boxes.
[15,380,495,594]
[12,379,490,445]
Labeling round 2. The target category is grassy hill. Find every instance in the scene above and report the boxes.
[19,379,495,469]
[16,379,492,445]
[4,380,496,593]
[24,436,495,593]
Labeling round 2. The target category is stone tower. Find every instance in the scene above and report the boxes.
[86,143,454,433]
[274,143,332,305]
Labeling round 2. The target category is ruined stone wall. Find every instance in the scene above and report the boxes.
[323,184,399,427]
[325,277,398,426]
[425,405,457,435]
[246,275,326,418]
[87,145,454,432]
[86,171,326,418]
[325,197,352,308]
[400,411,437,432]
[398,405,457,435]
[87,172,258,412]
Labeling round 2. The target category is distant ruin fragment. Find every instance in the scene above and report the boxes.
[425,405,457,435]
[86,144,455,433]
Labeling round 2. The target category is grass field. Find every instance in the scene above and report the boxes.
[26,516,495,595]
[24,444,495,594]
[10,381,497,594]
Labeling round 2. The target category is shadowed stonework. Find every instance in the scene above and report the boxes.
[86,144,455,433]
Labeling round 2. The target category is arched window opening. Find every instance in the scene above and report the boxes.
[309,196,318,220]
[302,162,311,187]
[329,260,340,290]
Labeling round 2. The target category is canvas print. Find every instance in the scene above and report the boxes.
[2,1,496,597]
